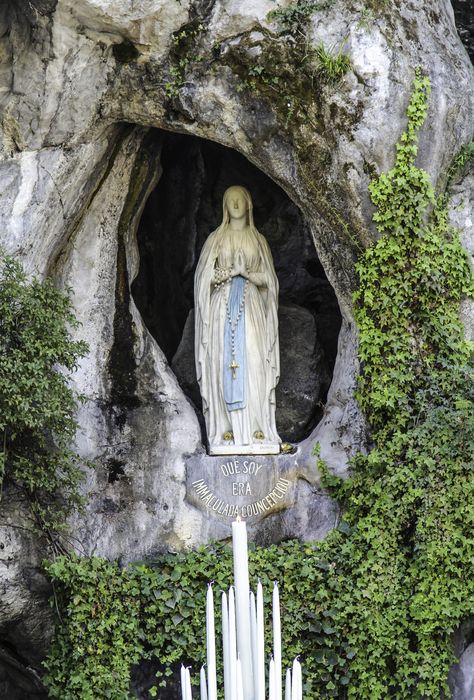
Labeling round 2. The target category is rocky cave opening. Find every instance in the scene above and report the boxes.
[131,131,342,444]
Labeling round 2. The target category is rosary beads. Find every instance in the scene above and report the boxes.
[226,280,248,379]
[213,266,232,288]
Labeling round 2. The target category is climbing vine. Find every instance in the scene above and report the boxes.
[165,20,206,98]
[316,70,474,697]
[43,71,474,699]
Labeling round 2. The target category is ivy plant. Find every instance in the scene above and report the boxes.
[316,70,474,697]
[44,541,354,699]
[267,0,337,33]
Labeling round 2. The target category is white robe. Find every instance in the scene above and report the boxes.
[195,225,280,451]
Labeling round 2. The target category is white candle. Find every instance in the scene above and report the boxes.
[250,591,258,700]
[256,579,265,700]
[269,657,276,700]
[295,660,302,700]
[206,584,218,700]
[228,586,237,700]
[273,582,282,700]
[232,519,253,700]
[185,667,193,700]
[296,659,303,700]
[181,665,187,700]
[200,667,208,700]
[222,591,231,700]
[291,659,302,700]
[285,668,292,700]
[236,656,244,700]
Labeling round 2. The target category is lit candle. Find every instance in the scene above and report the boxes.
[228,586,237,700]
[269,657,276,700]
[232,518,253,700]
[200,667,208,700]
[236,656,244,700]
[285,668,292,700]
[222,591,230,700]
[250,591,258,700]
[206,584,218,700]
[256,579,265,700]
[273,582,282,700]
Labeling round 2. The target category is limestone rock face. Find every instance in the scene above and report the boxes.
[449,621,474,700]
[450,166,474,342]
[451,644,474,700]
[0,501,51,700]
[0,0,473,695]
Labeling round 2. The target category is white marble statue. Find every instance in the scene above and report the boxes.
[195,185,281,455]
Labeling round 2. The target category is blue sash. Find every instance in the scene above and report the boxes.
[223,276,247,412]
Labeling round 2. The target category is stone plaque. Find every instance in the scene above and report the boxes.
[186,455,292,521]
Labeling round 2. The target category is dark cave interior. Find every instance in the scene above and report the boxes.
[131,132,342,442]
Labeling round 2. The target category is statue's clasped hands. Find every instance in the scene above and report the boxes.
[231,249,248,278]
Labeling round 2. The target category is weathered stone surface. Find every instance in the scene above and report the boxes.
[449,619,474,700]
[451,644,474,700]
[0,500,51,699]
[0,0,472,694]
[172,303,330,442]
[449,166,474,343]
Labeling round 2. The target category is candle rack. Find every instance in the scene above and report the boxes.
[180,519,303,700]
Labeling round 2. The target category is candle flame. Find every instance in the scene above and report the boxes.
[236,514,241,522]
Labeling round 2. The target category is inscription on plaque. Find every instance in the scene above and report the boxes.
[191,458,290,519]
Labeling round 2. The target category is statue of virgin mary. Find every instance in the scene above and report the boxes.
[194,185,281,455]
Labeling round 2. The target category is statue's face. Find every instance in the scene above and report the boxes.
[226,188,248,221]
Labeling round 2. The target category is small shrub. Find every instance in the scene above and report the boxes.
[0,254,88,541]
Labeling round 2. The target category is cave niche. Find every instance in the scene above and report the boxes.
[131,131,342,443]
